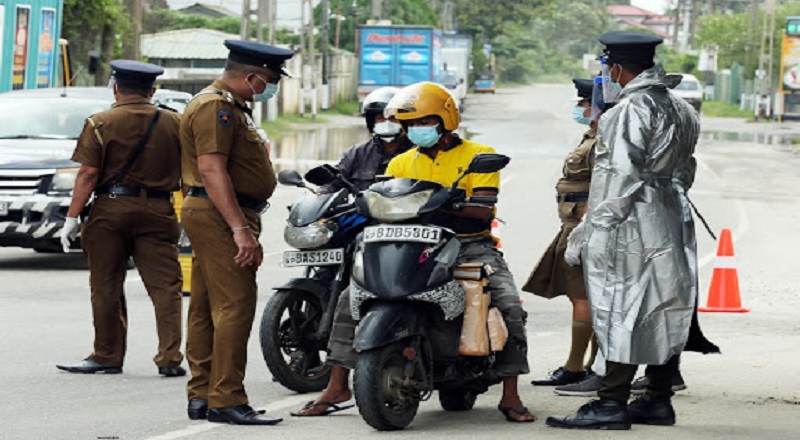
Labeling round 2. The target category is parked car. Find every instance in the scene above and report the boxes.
[0,87,191,253]
[671,73,703,112]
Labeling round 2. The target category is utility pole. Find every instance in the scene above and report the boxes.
[371,0,382,21]
[672,0,681,48]
[240,0,251,39]
[268,0,277,44]
[321,0,330,109]
[133,0,142,60]
[300,0,318,118]
[257,0,267,43]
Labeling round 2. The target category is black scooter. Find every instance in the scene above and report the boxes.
[259,165,366,393]
[347,153,510,431]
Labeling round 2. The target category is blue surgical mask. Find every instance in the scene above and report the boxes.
[249,74,279,102]
[571,106,592,125]
[407,124,442,148]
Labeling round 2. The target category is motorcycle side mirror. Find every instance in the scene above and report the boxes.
[304,165,338,186]
[278,170,306,187]
[466,153,511,174]
[450,153,510,191]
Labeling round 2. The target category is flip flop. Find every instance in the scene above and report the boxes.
[290,398,355,417]
[497,405,537,423]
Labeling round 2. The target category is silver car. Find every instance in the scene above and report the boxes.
[0,87,191,252]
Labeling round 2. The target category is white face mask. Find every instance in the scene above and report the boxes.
[373,120,402,137]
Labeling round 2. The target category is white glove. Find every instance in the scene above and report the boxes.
[61,217,80,253]
[564,218,588,267]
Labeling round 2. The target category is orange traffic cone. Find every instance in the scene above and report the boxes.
[492,219,502,250]
[699,228,749,313]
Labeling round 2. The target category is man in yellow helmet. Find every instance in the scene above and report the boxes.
[292,82,534,423]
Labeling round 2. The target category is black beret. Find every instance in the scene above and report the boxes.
[110,60,163,88]
[224,39,295,76]
[572,79,594,101]
[598,31,662,66]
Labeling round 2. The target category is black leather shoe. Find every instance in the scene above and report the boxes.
[546,399,631,430]
[188,399,208,420]
[159,366,187,377]
[628,397,675,425]
[56,358,122,374]
[531,366,587,386]
[207,404,282,425]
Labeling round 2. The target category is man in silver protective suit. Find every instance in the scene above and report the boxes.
[547,31,701,430]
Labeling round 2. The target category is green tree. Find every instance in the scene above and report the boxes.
[143,9,241,35]
[63,0,130,85]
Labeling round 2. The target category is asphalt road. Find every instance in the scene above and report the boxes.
[1,84,799,439]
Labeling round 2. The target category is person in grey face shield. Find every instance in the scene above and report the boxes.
[524,79,599,387]
[318,87,413,194]
[546,31,704,430]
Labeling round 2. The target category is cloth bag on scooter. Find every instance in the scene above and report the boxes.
[455,262,508,356]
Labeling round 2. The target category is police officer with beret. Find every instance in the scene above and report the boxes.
[57,60,185,378]
[180,40,293,425]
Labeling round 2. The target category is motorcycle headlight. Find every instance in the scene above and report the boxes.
[284,221,336,249]
[366,189,433,222]
[48,167,79,195]
[352,249,365,285]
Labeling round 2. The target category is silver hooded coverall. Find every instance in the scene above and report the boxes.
[583,65,701,366]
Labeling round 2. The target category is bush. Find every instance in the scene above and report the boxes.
[701,101,754,119]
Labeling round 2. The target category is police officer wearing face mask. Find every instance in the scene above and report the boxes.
[523,79,599,388]
[179,39,293,425]
[319,87,413,194]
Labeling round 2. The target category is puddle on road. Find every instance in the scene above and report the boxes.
[271,125,366,174]
[270,125,473,174]
[700,131,800,145]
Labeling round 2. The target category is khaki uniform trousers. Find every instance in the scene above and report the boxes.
[81,195,183,367]
[182,196,262,408]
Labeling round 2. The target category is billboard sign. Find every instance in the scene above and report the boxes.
[12,5,31,90]
[37,8,57,88]
[780,34,800,92]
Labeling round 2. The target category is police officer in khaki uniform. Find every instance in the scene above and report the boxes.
[180,40,293,425]
[524,79,598,387]
[56,60,185,377]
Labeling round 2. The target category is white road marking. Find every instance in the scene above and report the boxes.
[143,394,312,440]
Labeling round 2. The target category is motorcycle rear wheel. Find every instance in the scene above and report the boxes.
[438,388,477,411]
[354,342,420,431]
[259,289,330,393]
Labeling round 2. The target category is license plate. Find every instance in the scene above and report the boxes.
[363,225,442,244]
[283,248,344,267]
[0,202,8,216]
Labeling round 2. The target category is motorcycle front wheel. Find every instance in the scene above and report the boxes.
[259,289,330,393]
[354,342,420,431]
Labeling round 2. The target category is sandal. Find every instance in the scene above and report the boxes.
[290,398,355,417]
[497,405,537,423]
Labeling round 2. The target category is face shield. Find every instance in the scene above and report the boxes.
[591,75,605,122]
[600,56,620,105]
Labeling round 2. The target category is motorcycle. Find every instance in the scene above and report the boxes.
[347,153,511,431]
[259,165,366,393]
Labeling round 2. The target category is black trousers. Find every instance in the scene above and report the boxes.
[598,354,680,403]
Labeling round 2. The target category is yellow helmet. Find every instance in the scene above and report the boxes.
[385,82,460,131]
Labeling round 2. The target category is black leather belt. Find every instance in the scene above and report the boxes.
[96,185,171,199]
[187,186,269,213]
[557,192,589,203]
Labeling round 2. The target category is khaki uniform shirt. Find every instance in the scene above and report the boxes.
[71,97,182,191]
[180,80,276,202]
[555,127,596,195]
